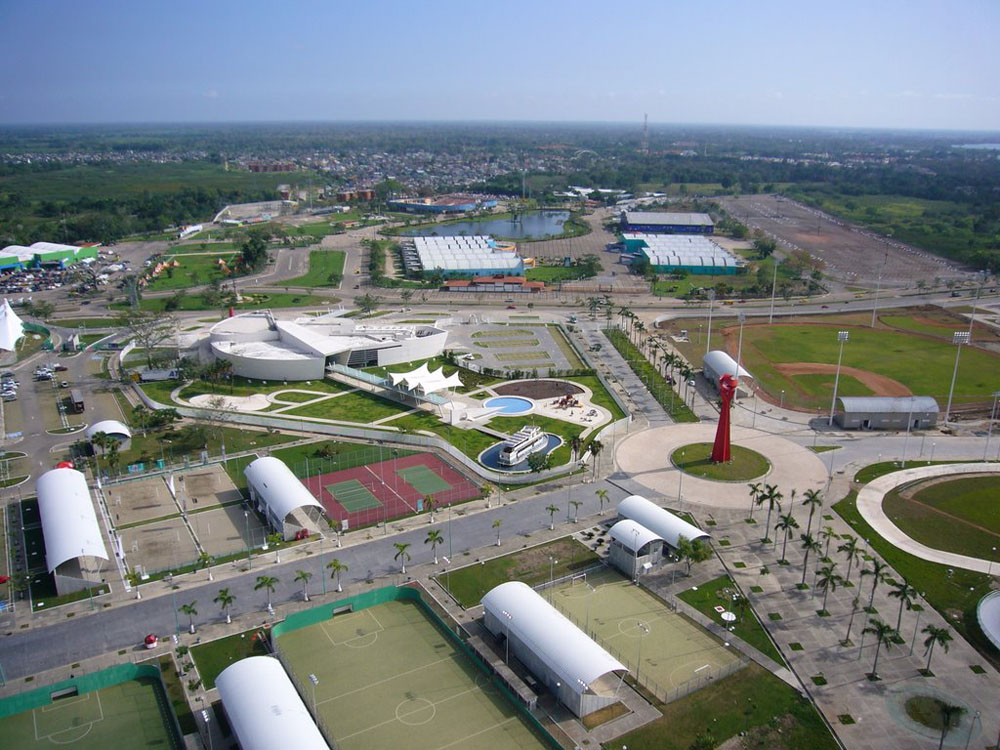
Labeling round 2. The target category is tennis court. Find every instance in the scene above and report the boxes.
[277,599,547,750]
[326,479,382,513]
[549,567,743,699]
[0,676,180,749]
[396,465,451,495]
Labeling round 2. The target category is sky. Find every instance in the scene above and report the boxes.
[0,0,997,131]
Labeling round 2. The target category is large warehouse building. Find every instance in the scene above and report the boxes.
[36,467,109,596]
[0,241,99,269]
[244,456,326,540]
[205,311,448,381]
[388,195,498,214]
[402,236,524,277]
[621,211,714,234]
[623,234,743,275]
[834,396,939,430]
[481,582,627,718]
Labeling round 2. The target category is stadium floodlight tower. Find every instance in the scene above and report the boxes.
[985,391,1000,461]
[705,289,716,355]
[944,331,971,423]
[736,311,747,374]
[828,331,850,426]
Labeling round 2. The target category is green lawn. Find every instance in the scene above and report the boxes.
[614,662,837,750]
[571,374,627,420]
[144,253,239,292]
[282,250,346,287]
[178,375,352,401]
[46,317,119,328]
[677,575,784,665]
[883,475,1000,559]
[438,538,600,608]
[672,442,771,481]
[116,424,295,469]
[171,242,239,254]
[853,460,993,484]
[191,629,270,689]
[125,292,334,313]
[525,266,590,282]
[832,491,998,668]
[284,389,413,423]
[604,328,698,422]
[391,411,499,459]
[549,324,586,369]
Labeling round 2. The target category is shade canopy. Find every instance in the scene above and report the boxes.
[0,299,24,351]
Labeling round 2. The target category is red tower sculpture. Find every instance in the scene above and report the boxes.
[711,374,738,463]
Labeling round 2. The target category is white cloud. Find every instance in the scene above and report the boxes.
[203,90,220,99]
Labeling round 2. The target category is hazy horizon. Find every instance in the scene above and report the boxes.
[1,0,997,130]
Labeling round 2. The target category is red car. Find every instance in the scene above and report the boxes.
[506,305,516,310]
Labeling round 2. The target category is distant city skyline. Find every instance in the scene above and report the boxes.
[0,0,997,131]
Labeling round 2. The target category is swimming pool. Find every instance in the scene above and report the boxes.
[483,396,534,416]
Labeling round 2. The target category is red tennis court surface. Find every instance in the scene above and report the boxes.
[302,452,481,528]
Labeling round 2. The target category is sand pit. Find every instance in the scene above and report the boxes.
[774,362,911,397]
[188,393,269,412]
[492,379,584,399]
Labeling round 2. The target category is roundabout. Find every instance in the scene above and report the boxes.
[670,442,771,482]
[616,424,830,510]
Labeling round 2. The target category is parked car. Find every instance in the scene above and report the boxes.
[60,381,69,389]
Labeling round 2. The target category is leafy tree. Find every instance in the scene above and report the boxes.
[327,558,348,592]
[752,237,777,258]
[357,293,381,316]
[214,587,235,624]
[393,542,411,574]
[239,228,270,272]
[179,601,198,634]
[425,529,444,564]
[254,575,279,611]
[528,451,552,473]
[114,309,177,369]
[676,535,713,575]
[921,625,952,673]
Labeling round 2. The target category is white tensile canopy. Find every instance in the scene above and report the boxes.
[390,363,463,394]
[0,299,25,351]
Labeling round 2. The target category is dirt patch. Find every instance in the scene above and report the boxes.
[493,379,583,399]
[774,362,912,397]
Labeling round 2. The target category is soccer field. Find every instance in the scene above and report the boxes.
[0,676,180,749]
[276,598,549,750]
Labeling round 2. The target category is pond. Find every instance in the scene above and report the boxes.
[479,434,562,472]
[399,210,571,240]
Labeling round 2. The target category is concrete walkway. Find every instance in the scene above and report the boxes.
[856,462,1000,574]
[615,423,831,510]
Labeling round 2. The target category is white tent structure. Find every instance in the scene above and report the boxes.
[617,495,710,550]
[36,467,109,595]
[244,456,326,540]
[481,581,626,717]
[216,657,329,750]
[390,364,463,395]
[85,420,132,442]
[0,299,25,351]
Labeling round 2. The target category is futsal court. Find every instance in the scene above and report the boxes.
[549,567,743,699]
[276,599,546,750]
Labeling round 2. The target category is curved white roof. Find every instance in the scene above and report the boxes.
[977,591,1000,652]
[703,350,752,380]
[85,420,132,441]
[36,468,109,572]
[618,495,710,548]
[0,299,24,352]
[244,456,324,521]
[609,519,663,552]
[216,656,328,750]
[838,396,939,414]
[481,582,626,691]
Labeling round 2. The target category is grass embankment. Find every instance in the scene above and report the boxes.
[604,328,698,422]
[438,538,600,608]
[284,389,413,423]
[677,575,784,665]
[832,490,998,668]
[282,249,346,287]
[114,423,295,469]
[191,628,270,689]
[614,661,837,750]
[672,442,770,481]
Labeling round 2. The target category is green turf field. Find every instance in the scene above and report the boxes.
[277,599,547,750]
[328,479,382,512]
[549,568,743,699]
[0,677,179,749]
[883,475,1000,559]
[283,250,346,287]
[396,465,452,495]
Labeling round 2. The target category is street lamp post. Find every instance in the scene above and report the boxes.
[635,622,650,683]
[548,556,557,602]
[705,290,716,355]
[944,331,971,423]
[500,609,513,664]
[829,331,849,426]
[984,391,1000,461]
[909,593,926,656]
[901,400,915,468]
[244,510,251,570]
[308,674,319,716]
[736,311,746,375]
[632,529,640,584]
[768,254,778,324]
[870,243,889,328]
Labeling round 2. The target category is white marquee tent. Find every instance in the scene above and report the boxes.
[0,299,24,351]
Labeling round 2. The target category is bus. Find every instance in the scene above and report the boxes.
[69,389,85,414]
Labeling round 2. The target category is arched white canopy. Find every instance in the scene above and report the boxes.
[703,350,752,380]
[36,468,109,572]
[617,495,710,548]
[216,656,328,750]
[244,456,324,521]
[609,519,664,553]
[86,420,133,441]
[481,581,626,692]
[0,299,24,352]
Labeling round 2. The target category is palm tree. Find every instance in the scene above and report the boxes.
[327,558,347,592]
[424,495,436,523]
[425,529,444,564]
[266,532,283,562]
[295,569,313,602]
[815,564,841,614]
[760,484,782,542]
[197,552,215,581]
[545,504,559,530]
[570,500,582,523]
[838,535,861,585]
[819,525,838,561]
[327,517,343,547]
[843,595,861,645]
[393,542,411,574]
[922,625,952,674]
[91,431,109,475]
[800,533,821,585]
[888,580,918,633]
[936,703,966,750]
[255,575,279,612]
[861,558,889,611]
[862,618,897,679]
[589,440,603,481]
[775,513,798,562]
[214,587,235,624]
[570,435,582,463]
[106,444,121,477]
[493,518,502,546]
[801,489,823,537]
[179,601,198,634]
[747,482,762,523]
[595,488,609,514]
